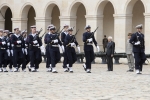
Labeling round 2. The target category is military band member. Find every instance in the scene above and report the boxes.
[28,25,42,72]
[126,33,134,72]
[11,27,24,72]
[82,25,100,73]
[61,24,69,72]
[106,36,115,71]
[47,26,65,73]
[0,29,8,72]
[65,27,80,73]
[129,24,146,74]
[45,24,54,72]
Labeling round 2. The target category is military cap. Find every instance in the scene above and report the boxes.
[85,25,91,30]
[30,25,36,28]
[68,27,73,31]
[49,26,56,30]
[136,24,143,29]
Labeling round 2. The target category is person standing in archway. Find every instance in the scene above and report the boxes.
[82,25,100,73]
[129,24,146,74]
[103,35,108,52]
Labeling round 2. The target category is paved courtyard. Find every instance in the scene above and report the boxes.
[0,63,150,100]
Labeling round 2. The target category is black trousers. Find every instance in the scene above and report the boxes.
[84,50,94,69]
[22,53,30,70]
[134,52,146,71]
[50,47,61,68]
[8,50,13,69]
[63,48,68,68]
[46,45,51,68]
[0,50,8,68]
[29,48,41,69]
[66,47,77,67]
[107,56,113,71]
[13,48,24,68]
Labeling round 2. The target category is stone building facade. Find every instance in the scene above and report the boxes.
[0,0,149,53]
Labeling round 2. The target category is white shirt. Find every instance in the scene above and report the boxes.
[64,31,68,35]
[32,33,36,37]
[14,34,20,38]
[0,36,2,39]
[48,32,51,35]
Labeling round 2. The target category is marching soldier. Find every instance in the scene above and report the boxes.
[47,26,65,73]
[11,27,24,72]
[21,30,29,72]
[0,29,9,72]
[28,25,42,72]
[82,25,100,73]
[45,24,54,72]
[65,27,80,73]
[129,24,146,74]
[7,32,14,72]
[61,24,69,72]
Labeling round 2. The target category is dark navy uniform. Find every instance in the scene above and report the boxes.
[0,36,8,72]
[61,31,68,70]
[28,33,42,72]
[22,36,30,71]
[47,31,63,73]
[83,31,98,73]
[44,33,51,70]
[11,34,24,72]
[65,33,79,73]
[130,32,146,73]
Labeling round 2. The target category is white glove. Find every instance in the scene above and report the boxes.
[7,49,10,56]
[53,39,58,43]
[22,48,24,54]
[36,44,39,47]
[97,46,100,52]
[24,49,28,55]
[61,45,65,52]
[134,41,140,45]
[71,42,75,47]
[2,41,6,45]
[88,38,93,42]
[7,43,10,46]
[33,40,38,44]
[25,44,28,47]
[17,40,21,44]
[77,46,81,53]
[11,50,13,56]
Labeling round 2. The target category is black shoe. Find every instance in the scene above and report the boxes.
[127,70,134,72]
[4,70,8,72]
[69,71,73,73]
[137,72,142,74]
[87,71,91,73]
[52,71,58,73]
[64,70,69,72]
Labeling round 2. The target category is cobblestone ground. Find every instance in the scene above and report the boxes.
[0,63,150,100]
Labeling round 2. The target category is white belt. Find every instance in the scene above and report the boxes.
[87,43,93,45]
[16,45,21,47]
[52,45,59,47]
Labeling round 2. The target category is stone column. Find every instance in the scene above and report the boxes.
[35,17,52,35]
[0,18,5,29]
[85,15,104,51]
[113,14,132,53]
[11,18,28,31]
[59,16,77,30]
[144,13,150,54]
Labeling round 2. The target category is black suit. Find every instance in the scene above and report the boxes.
[106,41,115,71]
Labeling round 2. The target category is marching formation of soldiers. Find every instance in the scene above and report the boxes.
[0,23,146,74]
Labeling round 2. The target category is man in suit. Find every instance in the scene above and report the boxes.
[126,33,134,72]
[106,36,115,71]
[103,35,108,52]
[129,24,146,74]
